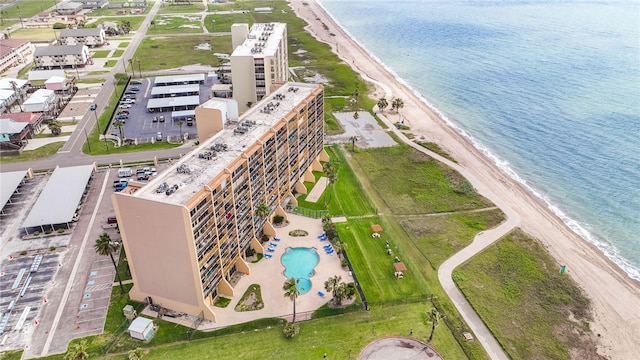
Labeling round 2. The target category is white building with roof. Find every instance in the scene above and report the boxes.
[230,23,288,112]
[33,45,90,69]
[23,89,56,113]
[59,28,107,47]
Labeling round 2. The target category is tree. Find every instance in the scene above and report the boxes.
[324,275,342,303]
[246,101,253,108]
[176,120,184,142]
[119,20,131,35]
[128,348,145,360]
[377,97,388,113]
[426,307,440,343]
[391,98,405,113]
[113,119,124,140]
[94,233,125,294]
[53,22,66,29]
[332,240,347,255]
[255,202,270,221]
[48,120,62,136]
[283,322,300,338]
[283,278,300,323]
[322,162,338,209]
[349,136,357,151]
[64,339,88,360]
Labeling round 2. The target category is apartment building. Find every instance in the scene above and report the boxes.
[112,83,326,321]
[59,28,107,47]
[33,45,90,69]
[230,23,288,112]
[0,39,33,74]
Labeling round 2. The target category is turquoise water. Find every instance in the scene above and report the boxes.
[282,247,319,294]
[320,0,640,280]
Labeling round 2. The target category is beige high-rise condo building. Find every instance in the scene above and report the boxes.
[112,83,327,321]
[231,23,288,112]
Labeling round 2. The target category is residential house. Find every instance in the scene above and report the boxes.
[0,39,34,74]
[23,89,56,113]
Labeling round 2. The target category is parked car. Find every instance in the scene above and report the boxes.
[152,116,158,123]
[156,132,163,141]
[119,104,132,109]
[159,115,165,122]
[115,114,128,120]
[137,173,149,181]
[186,117,194,126]
[89,104,97,111]
[123,99,136,104]
[107,216,118,224]
[129,87,140,92]
[124,94,136,99]
[118,109,130,114]
[130,80,142,85]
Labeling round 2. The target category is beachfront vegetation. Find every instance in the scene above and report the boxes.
[454,230,599,359]
[147,15,202,34]
[134,35,232,72]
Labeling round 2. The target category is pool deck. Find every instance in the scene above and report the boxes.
[198,213,352,329]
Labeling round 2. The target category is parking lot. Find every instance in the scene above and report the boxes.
[108,74,220,143]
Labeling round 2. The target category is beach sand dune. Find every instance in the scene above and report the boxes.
[291,1,640,358]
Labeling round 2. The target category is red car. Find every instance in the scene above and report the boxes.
[118,109,130,114]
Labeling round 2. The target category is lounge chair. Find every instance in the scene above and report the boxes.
[267,247,275,252]
[274,237,281,241]
[326,250,334,255]
[317,234,326,239]
[270,242,278,247]
[264,253,273,259]
[317,291,326,297]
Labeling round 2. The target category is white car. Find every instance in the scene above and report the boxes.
[119,104,132,109]
[123,99,136,104]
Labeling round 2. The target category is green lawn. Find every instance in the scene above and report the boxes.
[0,0,52,19]
[0,142,64,164]
[92,50,111,58]
[205,13,254,32]
[87,4,150,16]
[350,144,493,214]
[135,35,232,72]
[455,230,597,359]
[88,16,146,32]
[104,60,117,67]
[118,42,130,48]
[148,15,203,34]
[112,50,125,57]
[158,2,205,14]
[7,28,60,41]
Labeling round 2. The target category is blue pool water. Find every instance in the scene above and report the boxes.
[282,247,319,295]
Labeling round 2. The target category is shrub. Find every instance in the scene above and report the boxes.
[33,231,40,236]
[53,22,66,29]
[20,250,27,256]
[341,259,348,268]
[245,248,256,257]
[273,215,284,225]
[57,229,65,233]
[283,322,299,339]
[49,246,56,251]
[214,297,231,308]
[45,230,52,235]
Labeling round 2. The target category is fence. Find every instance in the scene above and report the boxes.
[285,205,329,219]
[341,250,369,310]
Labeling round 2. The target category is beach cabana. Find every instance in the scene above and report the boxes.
[371,224,383,233]
[394,262,407,272]
[127,317,156,341]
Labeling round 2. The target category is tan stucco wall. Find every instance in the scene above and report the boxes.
[194,106,224,142]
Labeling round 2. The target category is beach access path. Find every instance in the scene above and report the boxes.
[292,1,640,359]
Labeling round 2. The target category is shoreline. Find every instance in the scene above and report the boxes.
[292,0,640,358]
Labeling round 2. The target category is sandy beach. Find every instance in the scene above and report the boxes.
[291,0,640,358]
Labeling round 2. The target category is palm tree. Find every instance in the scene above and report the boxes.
[255,202,270,221]
[427,307,440,343]
[176,120,184,142]
[391,98,405,113]
[64,339,88,360]
[283,278,300,323]
[94,233,125,294]
[48,120,62,136]
[349,136,357,151]
[324,275,342,304]
[246,101,253,108]
[113,119,124,140]
[322,162,338,208]
[377,97,388,113]
[332,240,347,255]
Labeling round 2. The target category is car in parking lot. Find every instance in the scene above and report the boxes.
[130,80,142,85]
[119,104,132,109]
[159,115,165,122]
[129,87,140,92]
[156,132,163,141]
[89,104,97,111]
[187,117,194,126]
[123,99,136,104]
[115,115,128,121]
[124,94,136,99]
[152,116,158,123]
[118,109,130,114]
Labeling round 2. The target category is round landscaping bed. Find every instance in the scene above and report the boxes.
[358,336,443,360]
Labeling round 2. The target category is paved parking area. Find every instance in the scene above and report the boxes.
[328,111,397,148]
[108,75,221,142]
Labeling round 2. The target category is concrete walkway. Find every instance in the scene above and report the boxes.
[23,137,71,151]
[305,176,327,202]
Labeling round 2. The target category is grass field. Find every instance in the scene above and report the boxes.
[158,2,206,14]
[88,3,150,16]
[205,13,254,32]
[0,0,52,19]
[7,28,60,41]
[118,42,129,48]
[91,50,111,59]
[148,15,203,34]
[104,60,117,67]
[455,230,598,359]
[113,50,124,57]
[0,142,64,164]
[135,35,232,71]
[88,16,146,32]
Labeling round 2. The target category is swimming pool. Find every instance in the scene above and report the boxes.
[281,247,319,295]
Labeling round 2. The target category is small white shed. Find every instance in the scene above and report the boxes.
[127,317,155,341]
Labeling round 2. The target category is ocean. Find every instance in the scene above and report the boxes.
[318,0,640,280]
